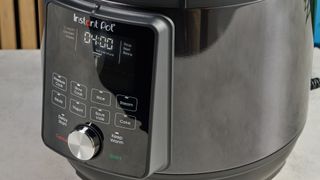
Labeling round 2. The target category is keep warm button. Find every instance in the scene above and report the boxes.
[115,113,136,130]
[116,95,138,112]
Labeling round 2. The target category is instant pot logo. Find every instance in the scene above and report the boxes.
[73,13,115,32]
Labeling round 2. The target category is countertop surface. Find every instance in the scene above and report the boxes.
[0,49,319,180]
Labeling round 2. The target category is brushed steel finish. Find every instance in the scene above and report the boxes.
[58,0,313,177]
[68,126,101,161]
[155,0,314,174]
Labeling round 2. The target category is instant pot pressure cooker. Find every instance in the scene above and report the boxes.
[41,0,314,179]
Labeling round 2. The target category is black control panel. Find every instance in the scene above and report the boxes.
[42,1,173,179]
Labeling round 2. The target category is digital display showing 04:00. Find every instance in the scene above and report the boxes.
[83,31,114,50]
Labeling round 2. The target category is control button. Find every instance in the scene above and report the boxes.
[115,113,136,130]
[90,107,110,124]
[51,90,66,109]
[110,132,125,145]
[52,73,67,91]
[91,89,111,106]
[58,113,68,127]
[68,124,101,161]
[69,99,86,118]
[71,81,87,100]
[116,95,138,112]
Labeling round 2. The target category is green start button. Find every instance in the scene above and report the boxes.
[109,154,123,161]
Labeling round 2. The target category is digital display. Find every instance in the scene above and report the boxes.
[81,30,135,62]
[75,17,137,93]
[83,31,114,50]
[57,10,153,94]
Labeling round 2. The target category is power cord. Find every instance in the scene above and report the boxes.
[311,78,320,90]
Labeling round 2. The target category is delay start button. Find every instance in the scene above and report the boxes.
[115,113,136,130]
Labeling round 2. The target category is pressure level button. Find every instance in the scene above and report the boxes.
[68,124,101,161]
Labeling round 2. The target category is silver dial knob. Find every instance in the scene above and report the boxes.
[67,125,101,161]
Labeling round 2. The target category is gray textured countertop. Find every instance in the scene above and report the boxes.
[0,50,319,180]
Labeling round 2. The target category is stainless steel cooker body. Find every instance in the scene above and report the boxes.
[160,0,313,174]
[42,0,314,179]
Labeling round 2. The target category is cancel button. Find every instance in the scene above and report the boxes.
[115,113,136,130]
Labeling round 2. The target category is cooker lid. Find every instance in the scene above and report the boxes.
[98,0,263,8]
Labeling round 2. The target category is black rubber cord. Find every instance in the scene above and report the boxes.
[311,78,320,90]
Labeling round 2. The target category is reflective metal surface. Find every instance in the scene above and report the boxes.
[70,135,298,180]
[51,0,313,178]
[68,125,101,161]
[156,0,313,174]
[97,0,264,8]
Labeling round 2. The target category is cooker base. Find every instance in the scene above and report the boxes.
[76,163,285,180]
[70,135,298,180]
